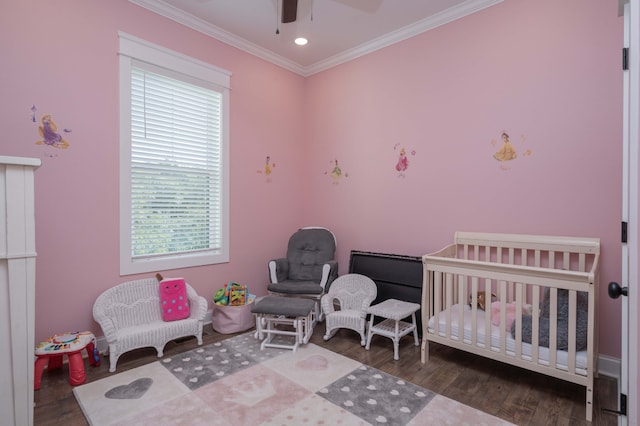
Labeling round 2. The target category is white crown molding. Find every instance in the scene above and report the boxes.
[129,0,503,77]
[128,0,307,75]
[304,0,504,76]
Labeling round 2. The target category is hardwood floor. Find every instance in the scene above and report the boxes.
[34,326,618,425]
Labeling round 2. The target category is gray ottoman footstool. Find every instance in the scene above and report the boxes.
[251,296,315,351]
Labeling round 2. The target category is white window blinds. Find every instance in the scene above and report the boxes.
[130,64,223,259]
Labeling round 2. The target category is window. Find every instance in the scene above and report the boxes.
[119,32,231,275]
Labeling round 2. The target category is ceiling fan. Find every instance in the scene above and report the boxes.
[280,0,383,24]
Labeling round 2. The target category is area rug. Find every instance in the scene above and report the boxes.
[73,333,514,425]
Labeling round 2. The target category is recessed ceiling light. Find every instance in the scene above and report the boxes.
[294,37,308,46]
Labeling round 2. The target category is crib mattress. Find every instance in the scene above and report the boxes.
[427,303,588,375]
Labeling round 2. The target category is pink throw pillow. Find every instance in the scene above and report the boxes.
[159,278,190,321]
[491,301,517,332]
[491,301,532,332]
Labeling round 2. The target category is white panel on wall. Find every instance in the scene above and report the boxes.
[0,156,41,426]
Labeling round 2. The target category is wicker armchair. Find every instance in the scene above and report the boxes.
[321,274,377,345]
[93,277,207,372]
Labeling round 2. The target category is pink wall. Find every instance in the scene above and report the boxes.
[1,0,307,342]
[304,0,623,358]
[0,0,624,359]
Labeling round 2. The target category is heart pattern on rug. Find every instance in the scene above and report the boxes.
[296,354,328,371]
[75,333,515,426]
[104,378,153,400]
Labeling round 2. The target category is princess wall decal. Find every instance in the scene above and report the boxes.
[325,158,348,184]
[393,143,416,178]
[490,131,532,171]
[493,132,517,162]
[35,113,70,150]
[257,155,275,182]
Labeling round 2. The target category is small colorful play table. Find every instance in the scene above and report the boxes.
[34,331,99,390]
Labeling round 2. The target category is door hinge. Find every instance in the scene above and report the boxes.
[623,47,629,71]
[622,221,628,243]
[602,393,627,416]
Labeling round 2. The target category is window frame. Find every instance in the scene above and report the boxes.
[118,32,231,275]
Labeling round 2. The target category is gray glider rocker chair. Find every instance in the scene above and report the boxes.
[267,227,338,322]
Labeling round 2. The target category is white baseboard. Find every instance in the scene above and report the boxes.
[597,353,621,381]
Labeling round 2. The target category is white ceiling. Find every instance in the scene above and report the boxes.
[129,0,503,76]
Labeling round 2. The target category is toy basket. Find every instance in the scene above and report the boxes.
[211,300,255,334]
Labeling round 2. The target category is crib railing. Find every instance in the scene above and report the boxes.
[424,261,595,364]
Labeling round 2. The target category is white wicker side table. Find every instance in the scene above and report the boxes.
[365,299,420,360]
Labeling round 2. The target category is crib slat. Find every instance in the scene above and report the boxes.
[514,283,523,359]
[484,287,492,350]
[471,276,478,346]
[579,252,586,272]
[548,287,558,368]
[457,274,465,342]
[485,277,492,347]
[445,273,453,339]
[498,280,507,352]
[531,287,540,363]
[470,290,478,346]
[567,289,577,374]
[435,272,442,331]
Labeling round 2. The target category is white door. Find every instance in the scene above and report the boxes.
[628,1,640,424]
[614,1,639,425]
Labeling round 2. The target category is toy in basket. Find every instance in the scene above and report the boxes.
[213,282,255,306]
[229,285,246,306]
[211,282,256,334]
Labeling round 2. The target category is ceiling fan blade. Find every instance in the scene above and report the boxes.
[281,0,298,23]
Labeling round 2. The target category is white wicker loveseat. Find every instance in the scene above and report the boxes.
[93,277,208,372]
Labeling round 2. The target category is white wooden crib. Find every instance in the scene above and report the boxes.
[420,232,600,421]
